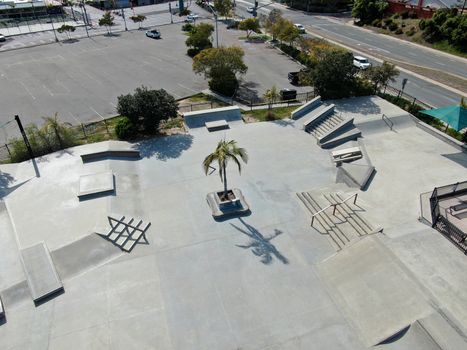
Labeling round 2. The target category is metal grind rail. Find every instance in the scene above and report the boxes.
[311,193,358,226]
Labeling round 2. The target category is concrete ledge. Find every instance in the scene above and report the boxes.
[184,106,242,129]
[78,171,115,198]
[415,121,467,153]
[80,141,140,163]
[0,296,4,319]
[205,120,229,132]
[20,242,63,304]
[291,96,321,120]
[321,127,362,149]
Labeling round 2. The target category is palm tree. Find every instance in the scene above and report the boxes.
[42,113,72,150]
[203,139,248,199]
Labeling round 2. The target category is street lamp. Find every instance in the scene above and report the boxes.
[206,3,219,48]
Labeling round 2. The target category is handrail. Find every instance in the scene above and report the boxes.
[382,114,394,131]
[311,193,358,226]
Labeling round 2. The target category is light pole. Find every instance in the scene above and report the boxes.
[79,1,90,37]
[121,8,127,31]
[49,14,59,42]
[207,3,219,48]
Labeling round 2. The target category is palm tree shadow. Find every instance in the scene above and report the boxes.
[230,218,289,265]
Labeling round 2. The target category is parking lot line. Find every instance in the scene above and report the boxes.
[20,81,36,100]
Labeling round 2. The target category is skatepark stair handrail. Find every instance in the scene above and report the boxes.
[311,193,358,226]
[382,114,394,131]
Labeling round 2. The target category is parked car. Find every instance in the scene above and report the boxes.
[185,14,199,23]
[247,6,255,13]
[353,55,371,70]
[0,34,6,42]
[288,69,309,85]
[280,88,297,101]
[145,29,161,39]
[294,23,305,33]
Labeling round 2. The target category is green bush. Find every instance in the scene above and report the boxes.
[395,28,403,34]
[383,18,393,26]
[406,27,416,36]
[388,22,398,31]
[187,48,200,57]
[182,23,194,32]
[115,117,136,140]
[371,19,381,27]
[401,11,409,19]
[419,19,426,30]
[209,76,238,96]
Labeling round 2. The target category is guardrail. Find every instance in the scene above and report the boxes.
[311,193,358,226]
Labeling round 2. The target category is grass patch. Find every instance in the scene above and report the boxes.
[184,93,218,103]
[432,40,467,59]
[242,106,297,122]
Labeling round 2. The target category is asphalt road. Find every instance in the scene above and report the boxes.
[234,0,465,107]
[0,19,306,127]
[235,0,467,81]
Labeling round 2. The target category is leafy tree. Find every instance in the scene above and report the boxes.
[99,11,115,35]
[193,46,248,96]
[214,0,233,17]
[263,85,280,109]
[57,24,75,40]
[278,20,300,46]
[117,86,178,132]
[306,48,358,99]
[185,23,214,57]
[352,0,388,24]
[115,117,137,140]
[130,14,147,29]
[363,61,399,93]
[238,18,260,39]
[264,9,283,40]
[203,139,248,199]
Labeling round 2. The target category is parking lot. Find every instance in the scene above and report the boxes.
[0,20,307,127]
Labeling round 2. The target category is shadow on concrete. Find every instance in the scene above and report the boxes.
[231,218,289,265]
[236,81,261,103]
[34,288,65,307]
[273,119,294,128]
[62,38,80,44]
[442,152,467,168]
[135,134,193,160]
[377,324,410,345]
[334,97,382,116]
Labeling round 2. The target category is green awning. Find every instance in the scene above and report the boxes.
[420,105,467,132]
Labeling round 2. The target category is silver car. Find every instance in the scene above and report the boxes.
[0,34,6,42]
[145,29,161,39]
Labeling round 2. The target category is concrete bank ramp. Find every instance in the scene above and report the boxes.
[354,114,415,135]
[316,236,433,347]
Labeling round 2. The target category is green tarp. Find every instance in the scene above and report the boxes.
[420,105,467,131]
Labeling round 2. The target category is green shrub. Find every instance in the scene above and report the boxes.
[383,18,393,26]
[209,77,238,96]
[406,27,416,36]
[395,28,403,34]
[388,22,398,31]
[371,19,381,27]
[392,13,400,19]
[419,19,426,30]
[115,117,136,140]
[401,11,409,19]
[187,48,200,57]
[182,23,194,32]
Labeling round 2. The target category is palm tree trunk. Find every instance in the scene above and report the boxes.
[222,162,228,198]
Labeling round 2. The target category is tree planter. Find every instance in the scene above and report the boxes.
[207,188,250,219]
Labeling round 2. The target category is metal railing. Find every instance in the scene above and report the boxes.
[311,193,358,226]
[382,113,394,131]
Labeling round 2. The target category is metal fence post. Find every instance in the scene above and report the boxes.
[81,123,87,139]
[5,144,11,157]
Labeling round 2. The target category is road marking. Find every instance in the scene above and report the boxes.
[56,80,70,93]
[20,81,36,100]
[177,83,198,93]
[42,84,54,96]
[68,111,82,125]
[89,106,104,118]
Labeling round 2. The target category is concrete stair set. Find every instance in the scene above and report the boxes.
[293,97,361,148]
[297,190,381,251]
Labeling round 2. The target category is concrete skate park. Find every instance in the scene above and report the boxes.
[0,96,466,349]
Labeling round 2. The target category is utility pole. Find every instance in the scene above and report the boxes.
[206,3,219,47]
[121,8,128,31]
[14,115,34,160]
[49,14,59,42]
[169,2,173,23]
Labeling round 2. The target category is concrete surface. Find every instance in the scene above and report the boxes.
[0,96,466,349]
[78,171,114,198]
